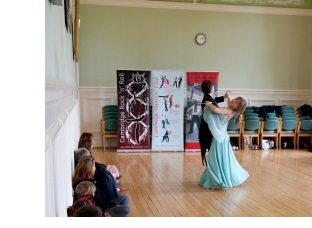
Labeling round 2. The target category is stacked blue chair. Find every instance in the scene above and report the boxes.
[296,119,312,149]
[279,118,298,149]
[227,114,242,149]
[282,109,295,114]
[245,106,254,110]
[101,105,118,150]
[281,106,295,117]
[260,119,280,149]
[243,112,259,119]
[267,112,278,120]
[282,113,296,119]
[282,106,295,111]
[242,119,261,149]
[244,109,255,113]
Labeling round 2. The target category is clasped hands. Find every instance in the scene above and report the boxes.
[225,90,231,99]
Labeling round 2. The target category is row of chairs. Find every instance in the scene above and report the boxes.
[228,106,312,150]
[101,105,312,151]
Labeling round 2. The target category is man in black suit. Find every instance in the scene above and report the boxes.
[198,80,230,166]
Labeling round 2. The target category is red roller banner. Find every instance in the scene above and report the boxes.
[185,71,219,151]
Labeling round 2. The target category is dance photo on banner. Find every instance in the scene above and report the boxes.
[185,71,219,151]
[151,70,185,152]
[116,70,151,152]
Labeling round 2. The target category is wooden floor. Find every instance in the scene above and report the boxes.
[92,147,312,217]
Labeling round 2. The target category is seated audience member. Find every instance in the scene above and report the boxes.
[74,205,104,217]
[79,132,94,140]
[77,138,93,154]
[67,198,93,217]
[74,181,96,203]
[74,155,130,217]
[68,198,111,217]
[74,148,100,167]
[77,132,121,180]
[73,156,96,187]
[74,147,121,182]
[74,178,128,217]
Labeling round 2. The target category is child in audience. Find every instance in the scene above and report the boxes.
[74,181,96,203]
[75,180,125,217]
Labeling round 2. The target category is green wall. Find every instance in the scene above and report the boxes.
[79,5,312,90]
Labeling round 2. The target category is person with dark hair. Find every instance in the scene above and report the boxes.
[187,99,201,134]
[178,75,183,89]
[68,198,110,217]
[198,80,230,166]
[74,205,104,217]
[74,148,92,167]
[161,129,171,143]
[78,138,93,152]
[67,199,93,217]
[93,165,130,217]
[199,97,249,189]
[79,132,93,141]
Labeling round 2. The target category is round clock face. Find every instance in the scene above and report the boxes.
[196,33,206,45]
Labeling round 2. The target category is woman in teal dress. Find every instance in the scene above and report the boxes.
[199,97,249,189]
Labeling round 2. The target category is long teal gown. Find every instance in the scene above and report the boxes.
[199,106,249,189]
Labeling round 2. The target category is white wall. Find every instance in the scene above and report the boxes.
[45,0,80,217]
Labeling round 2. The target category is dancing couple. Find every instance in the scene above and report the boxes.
[198,80,249,189]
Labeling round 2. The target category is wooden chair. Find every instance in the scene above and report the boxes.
[260,119,280,149]
[101,105,118,151]
[227,116,242,149]
[282,116,297,120]
[242,119,261,149]
[296,119,312,149]
[279,118,298,149]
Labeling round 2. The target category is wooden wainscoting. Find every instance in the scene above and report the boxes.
[91,148,312,217]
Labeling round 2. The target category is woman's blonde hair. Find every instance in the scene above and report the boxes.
[234,97,247,125]
[73,156,95,186]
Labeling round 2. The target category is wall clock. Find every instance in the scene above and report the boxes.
[195,33,206,45]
